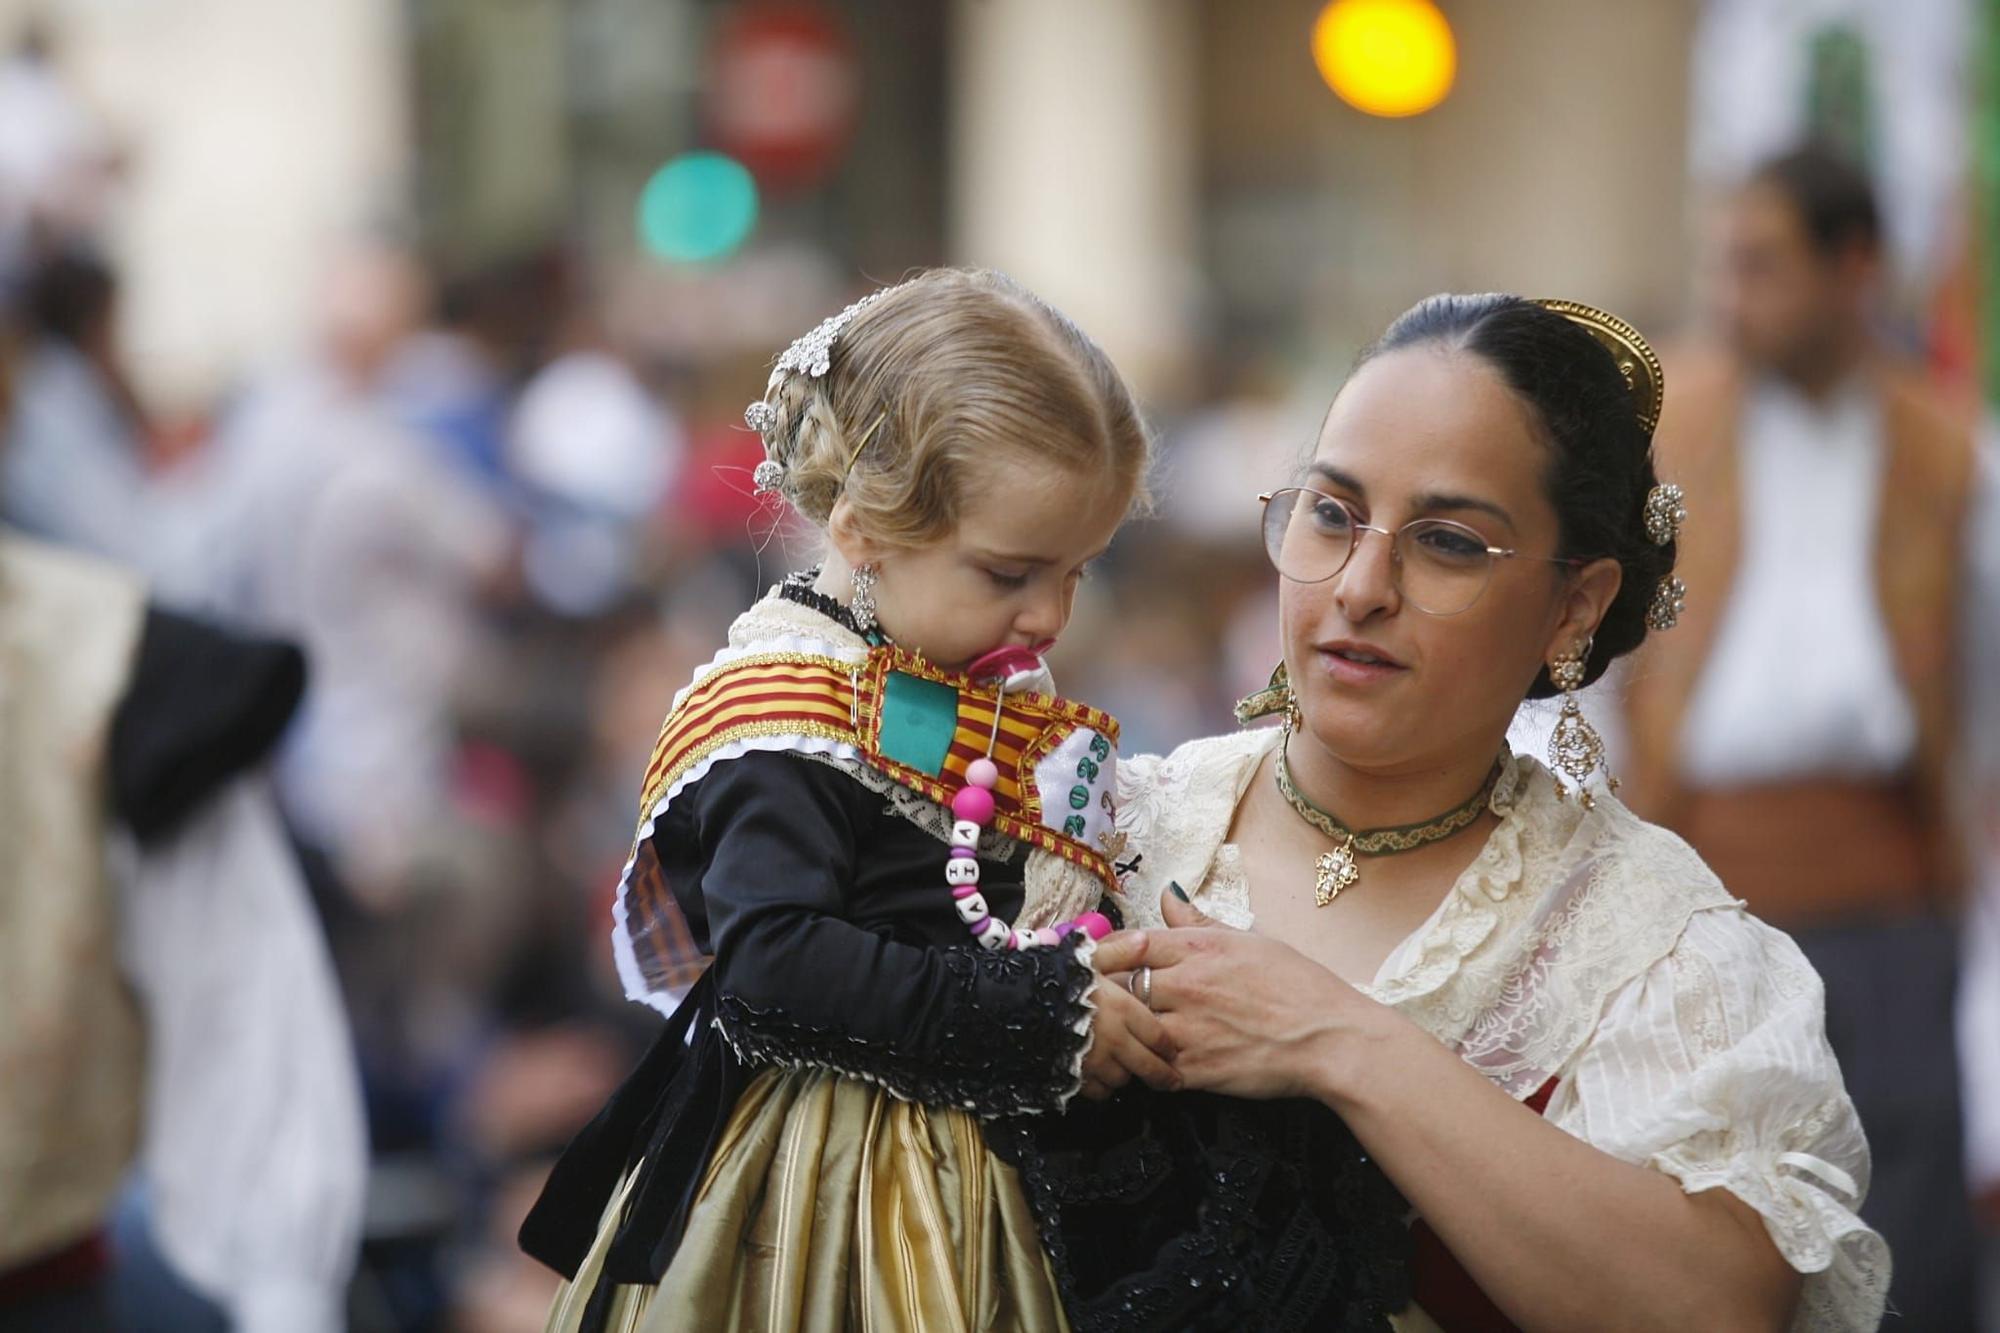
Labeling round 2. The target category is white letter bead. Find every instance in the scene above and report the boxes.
[975,917,1012,949]
[1012,929,1043,950]
[951,820,983,848]
[944,857,980,887]
[953,892,990,925]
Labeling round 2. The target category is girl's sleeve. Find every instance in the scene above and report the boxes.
[685,750,1098,1116]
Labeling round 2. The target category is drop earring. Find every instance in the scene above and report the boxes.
[1234,661,1300,727]
[849,562,880,640]
[1546,639,1616,809]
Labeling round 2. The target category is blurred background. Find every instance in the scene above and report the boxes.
[0,0,1996,1329]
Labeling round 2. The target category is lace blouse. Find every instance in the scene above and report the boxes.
[1115,727,1888,1333]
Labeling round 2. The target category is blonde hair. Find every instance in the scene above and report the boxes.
[753,268,1150,548]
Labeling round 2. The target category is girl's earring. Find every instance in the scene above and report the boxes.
[849,562,880,639]
[1546,640,1616,810]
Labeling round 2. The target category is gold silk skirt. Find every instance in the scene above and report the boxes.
[543,1066,1071,1333]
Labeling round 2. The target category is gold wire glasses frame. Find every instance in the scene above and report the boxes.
[1258,487,1580,617]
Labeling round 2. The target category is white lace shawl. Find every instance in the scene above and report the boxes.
[1115,727,1889,1333]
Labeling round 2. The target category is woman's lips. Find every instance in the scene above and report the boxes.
[1314,643,1407,686]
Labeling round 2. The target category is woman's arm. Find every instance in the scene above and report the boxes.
[1102,906,1801,1333]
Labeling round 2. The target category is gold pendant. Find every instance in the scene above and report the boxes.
[1314,838,1360,907]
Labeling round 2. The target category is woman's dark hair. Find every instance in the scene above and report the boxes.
[1350,292,1676,697]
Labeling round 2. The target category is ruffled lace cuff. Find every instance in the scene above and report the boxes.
[715,934,1099,1118]
[1651,1138,1888,1333]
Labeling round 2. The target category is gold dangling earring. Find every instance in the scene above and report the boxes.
[1546,640,1617,810]
[1234,661,1299,727]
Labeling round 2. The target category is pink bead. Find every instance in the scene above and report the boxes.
[969,916,992,933]
[1073,911,1113,941]
[952,884,982,898]
[951,846,976,859]
[1034,927,1062,948]
[1052,921,1075,937]
[966,757,1001,790]
[951,784,995,826]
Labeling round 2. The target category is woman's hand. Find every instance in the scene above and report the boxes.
[1080,944,1181,1100]
[1092,889,1408,1102]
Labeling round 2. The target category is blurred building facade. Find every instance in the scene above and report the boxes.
[7,0,1702,416]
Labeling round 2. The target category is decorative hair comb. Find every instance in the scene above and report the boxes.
[1535,298,1686,632]
[745,283,905,494]
[1534,298,1665,439]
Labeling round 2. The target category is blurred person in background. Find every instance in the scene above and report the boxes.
[1624,142,1993,1328]
[164,236,512,901]
[0,233,366,1333]
[508,320,686,620]
[0,471,364,1329]
[0,246,153,560]
[0,18,120,298]
[1956,432,2000,1318]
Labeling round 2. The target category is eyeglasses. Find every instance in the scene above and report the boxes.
[1258,487,1575,617]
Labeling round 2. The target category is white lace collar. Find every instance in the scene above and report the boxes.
[1115,729,1740,1097]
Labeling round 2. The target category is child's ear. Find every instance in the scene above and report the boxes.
[826,496,885,569]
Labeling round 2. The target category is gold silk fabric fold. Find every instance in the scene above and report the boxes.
[543,1068,1070,1333]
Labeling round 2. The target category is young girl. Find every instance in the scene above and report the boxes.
[520,268,1177,1331]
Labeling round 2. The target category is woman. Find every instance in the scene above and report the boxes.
[1094,294,1884,1331]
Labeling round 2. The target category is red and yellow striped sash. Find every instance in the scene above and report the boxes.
[635,646,1119,892]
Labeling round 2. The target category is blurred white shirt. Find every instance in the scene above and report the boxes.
[118,780,365,1333]
[1678,377,1919,784]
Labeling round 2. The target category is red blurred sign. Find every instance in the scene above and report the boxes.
[706,3,859,193]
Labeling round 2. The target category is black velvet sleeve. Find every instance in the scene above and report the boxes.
[689,751,1097,1117]
[107,605,306,843]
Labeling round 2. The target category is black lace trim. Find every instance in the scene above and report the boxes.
[713,935,1096,1118]
[986,1095,1410,1332]
[775,567,872,640]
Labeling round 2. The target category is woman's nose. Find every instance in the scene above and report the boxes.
[1334,527,1401,622]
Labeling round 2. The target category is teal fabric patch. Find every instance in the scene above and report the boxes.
[878,671,960,776]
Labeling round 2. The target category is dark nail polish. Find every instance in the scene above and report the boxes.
[1169,881,1190,902]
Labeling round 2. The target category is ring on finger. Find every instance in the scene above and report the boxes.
[1126,964,1155,1010]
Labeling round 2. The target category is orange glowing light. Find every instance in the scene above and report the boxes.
[1312,0,1457,120]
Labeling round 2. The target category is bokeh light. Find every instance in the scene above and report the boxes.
[637,152,760,263]
[1312,0,1457,120]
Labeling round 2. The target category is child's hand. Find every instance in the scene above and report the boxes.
[1081,968,1181,1100]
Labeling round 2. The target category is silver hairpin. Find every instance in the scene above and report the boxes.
[1646,575,1687,631]
[767,287,892,389]
[1643,483,1686,547]
[743,284,904,494]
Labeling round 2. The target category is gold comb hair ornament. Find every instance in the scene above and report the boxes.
[1533,298,1685,631]
[1533,298,1665,439]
